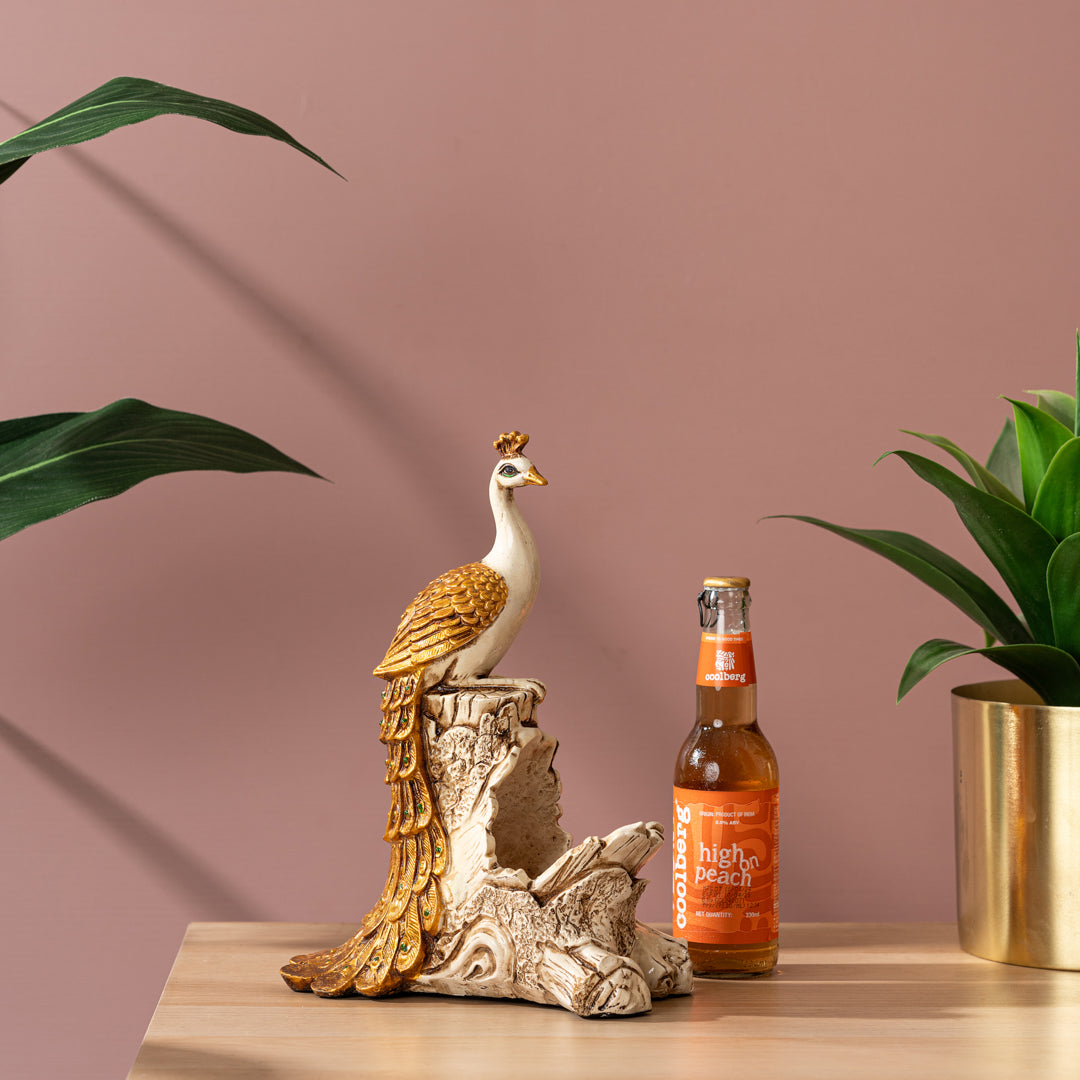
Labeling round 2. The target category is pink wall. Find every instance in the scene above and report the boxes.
[5,2,1080,1075]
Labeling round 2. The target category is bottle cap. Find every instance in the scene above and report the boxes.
[702,576,750,589]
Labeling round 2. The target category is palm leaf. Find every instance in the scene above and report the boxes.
[0,76,342,185]
[1006,398,1073,509]
[900,430,1024,508]
[888,450,1057,642]
[0,412,80,447]
[0,398,321,541]
[1047,534,1080,661]
[768,516,1030,645]
[898,637,1080,705]
[986,417,1022,500]
[1026,389,1077,431]
[1031,437,1080,541]
[0,157,28,184]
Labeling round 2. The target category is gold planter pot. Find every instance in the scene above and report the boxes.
[952,679,1080,969]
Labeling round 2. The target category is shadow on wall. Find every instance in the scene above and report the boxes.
[1,89,679,679]
[0,93,671,853]
[0,94,475,521]
[0,712,263,919]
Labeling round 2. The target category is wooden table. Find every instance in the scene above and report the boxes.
[128,922,1080,1079]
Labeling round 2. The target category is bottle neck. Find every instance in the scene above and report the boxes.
[696,584,756,727]
[699,585,751,635]
[697,682,757,726]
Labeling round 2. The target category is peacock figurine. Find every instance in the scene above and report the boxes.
[281,431,547,997]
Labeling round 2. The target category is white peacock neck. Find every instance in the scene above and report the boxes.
[482,471,540,593]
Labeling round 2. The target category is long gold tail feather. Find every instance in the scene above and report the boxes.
[280,672,447,996]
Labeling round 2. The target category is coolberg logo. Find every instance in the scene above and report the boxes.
[672,801,691,930]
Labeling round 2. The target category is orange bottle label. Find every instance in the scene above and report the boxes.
[672,786,779,944]
[695,631,756,687]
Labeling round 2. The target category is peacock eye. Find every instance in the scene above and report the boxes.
[499,464,519,477]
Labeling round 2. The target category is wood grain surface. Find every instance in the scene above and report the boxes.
[127,922,1080,1079]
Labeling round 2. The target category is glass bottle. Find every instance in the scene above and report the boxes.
[673,577,779,977]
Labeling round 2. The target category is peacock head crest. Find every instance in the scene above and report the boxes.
[491,431,547,488]
[494,431,530,458]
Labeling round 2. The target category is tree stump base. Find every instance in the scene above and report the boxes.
[284,682,692,1016]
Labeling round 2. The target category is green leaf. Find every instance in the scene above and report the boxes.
[0,77,342,184]
[1031,437,1080,541]
[901,430,1024,508]
[898,637,1080,706]
[1007,398,1073,509]
[1047,534,1080,660]
[0,412,80,447]
[768,516,1030,645]
[0,157,28,184]
[986,417,1022,500]
[1025,389,1077,431]
[889,450,1058,642]
[0,399,322,541]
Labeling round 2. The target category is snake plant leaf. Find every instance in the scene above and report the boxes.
[1031,437,1080,541]
[888,450,1057,642]
[1047,533,1080,660]
[0,398,322,542]
[768,516,1030,645]
[0,76,342,185]
[1026,389,1077,432]
[900,430,1024,508]
[898,637,1080,706]
[986,417,1022,501]
[1006,398,1073,510]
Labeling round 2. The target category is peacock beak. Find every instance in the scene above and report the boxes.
[524,466,548,486]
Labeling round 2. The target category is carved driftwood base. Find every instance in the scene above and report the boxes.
[284,683,692,1016]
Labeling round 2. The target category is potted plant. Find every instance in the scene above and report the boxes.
[774,342,1080,969]
[0,77,339,534]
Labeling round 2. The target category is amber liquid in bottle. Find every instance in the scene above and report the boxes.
[673,578,779,978]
